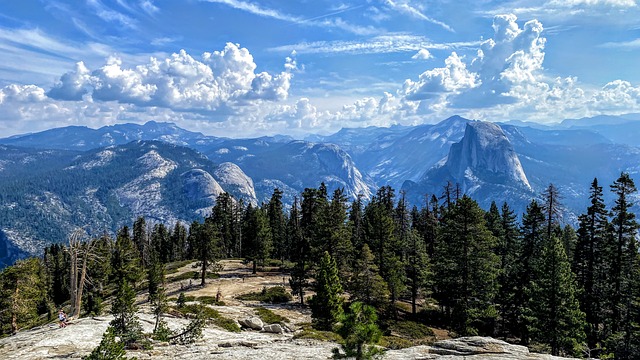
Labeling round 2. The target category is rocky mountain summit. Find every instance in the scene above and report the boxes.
[402,121,534,212]
[444,121,531,191]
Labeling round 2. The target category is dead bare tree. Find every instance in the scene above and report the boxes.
[68,228,96,318]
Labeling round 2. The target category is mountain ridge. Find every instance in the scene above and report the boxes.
[2,115,640,266]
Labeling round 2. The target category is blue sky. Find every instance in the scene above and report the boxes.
[0,0,639,137]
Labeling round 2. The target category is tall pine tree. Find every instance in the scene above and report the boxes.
[530,235,586,356]
[434,196,499,335]
[310,252,344,331]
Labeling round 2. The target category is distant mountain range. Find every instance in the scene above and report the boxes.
[1,114,640,267]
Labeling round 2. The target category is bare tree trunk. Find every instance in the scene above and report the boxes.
[68,229,86,318]
[201,258,207,286]
[69,243,78,317]
[11,285,19,334]
[73,245,90,318]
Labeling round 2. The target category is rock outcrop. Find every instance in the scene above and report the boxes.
[238,316,264,331]
[0,315,582,360]
[385,336,576,359]
[445,121,531,191]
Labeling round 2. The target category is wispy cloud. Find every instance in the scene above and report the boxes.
[600,38,640,48]
[382,0,454,32]
[140,0,160,15]
[200,0,377,35]
[269,35,481,55]
[87,0,138,29]
[150,36,183,46]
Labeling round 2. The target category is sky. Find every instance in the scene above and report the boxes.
[0,0,639,138]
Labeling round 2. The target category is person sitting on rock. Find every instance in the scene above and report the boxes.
[58,309,68,328]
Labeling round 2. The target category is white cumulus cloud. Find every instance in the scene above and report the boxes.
[48,43,294,113]
[402,52,478,101]
[411,49,433,60]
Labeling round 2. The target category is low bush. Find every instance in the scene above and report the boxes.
[387,320,434,339]
[293,323,343,343]
[176,304,239,332]
[379,336,413,349]
[255,307,289,324]
[236,286,292,303]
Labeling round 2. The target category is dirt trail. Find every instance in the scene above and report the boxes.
[165,259,310,325]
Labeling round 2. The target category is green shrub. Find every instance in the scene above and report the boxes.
[152,320,172,342]
[197,296,225,306]
[236,286,292,303]
[380,336,413,349]
[213,316,240,333]
[84,326,131,360]
[294,323,343,343]
[177,304,219,319]
[176,304,239,333]
[387,320,434,339]
[255,307,289,324]
[175,293,187,308]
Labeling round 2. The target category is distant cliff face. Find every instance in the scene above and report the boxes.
[402,121,534,212]
[237,140,375,202]
[214,162,258,206]
[445,121,531,192]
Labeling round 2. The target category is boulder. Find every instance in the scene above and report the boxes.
[263,324,283,334]
[239,316,264,331]
[385,336,575,360]
[430,336,529,357]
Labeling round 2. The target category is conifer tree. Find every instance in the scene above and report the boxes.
[151,277,169,338]
[485,201,503,240]
[151,223,171,263]
[111,226,142,286]
[288,196,310,304]
[242,204,272,274]
[605,172,639,358]
[189,220,221,286]
[363,186,396,278]
[267,188,288,262]
[333,302,383,360]
[573,178,610,350]
[516,200,546,344]
[132,217,148,266]
[349,244,389,309]
[311,252,344,330]
[301,185,329,260]
[209,192,236,258]
[43,243,69,306]
[146,247,164,304]
[348,195,365,252]
[405,229,430,315]
[171,222,188,262]
[0,258,48,335]
[530,235,586,356]
[110,280,143,348]
[326,188,351,276]
[434,195,499,335]
[411,196,439,258]
[85,326,131,360]
[495,202,521,339]
[542,183,563,241]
